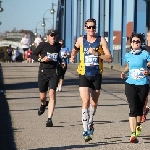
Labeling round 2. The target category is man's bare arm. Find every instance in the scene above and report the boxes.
[70,37,82,62]
[100,37,113,62]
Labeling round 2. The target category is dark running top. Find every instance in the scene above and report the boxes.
[31,42,62,70]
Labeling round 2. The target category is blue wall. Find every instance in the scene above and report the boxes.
[57,0,148,64]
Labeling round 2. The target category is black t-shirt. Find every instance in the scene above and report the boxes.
[32,42,61,70]
[7,48,12,56]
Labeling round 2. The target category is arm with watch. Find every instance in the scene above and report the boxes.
[121,63,129,79]
[89,47,112,62]
[90,37,112,62]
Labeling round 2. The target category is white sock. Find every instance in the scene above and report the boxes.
[89,105,96,123]
[59,85,62,91]
[82,109,89,131]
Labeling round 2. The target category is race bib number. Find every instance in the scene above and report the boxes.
[85,55,99,66]
[61,52,67,58]
[130,68,145,79]
[47,52,58,61]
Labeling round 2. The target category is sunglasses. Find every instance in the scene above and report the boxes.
[131,40,141,43]
[50,33,56,37]
[86,26,96,29]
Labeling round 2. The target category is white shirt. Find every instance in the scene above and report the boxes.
[21,37,30,48]
[34,37,42,47]
[14,49,20,57]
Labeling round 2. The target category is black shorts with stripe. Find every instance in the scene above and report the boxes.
[79,74,102,90]
[38,69,59,92]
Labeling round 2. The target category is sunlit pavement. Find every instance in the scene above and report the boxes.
[0,62,150,150]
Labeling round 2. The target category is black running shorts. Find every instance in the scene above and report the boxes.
[59,67,67,79]
[79,74,102,90]
[38,71,59,92]
[23,48,28,52]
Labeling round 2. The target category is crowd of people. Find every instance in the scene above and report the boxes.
[6,33,43,63]
[5,18,150,143]
[31,18,150,143]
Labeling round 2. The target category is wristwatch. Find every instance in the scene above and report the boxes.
[97,52,101,57]
[38,57,41,62]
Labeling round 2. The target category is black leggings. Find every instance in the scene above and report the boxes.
[125,83,149,117]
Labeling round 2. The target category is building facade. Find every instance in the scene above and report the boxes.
[56,0,150,64]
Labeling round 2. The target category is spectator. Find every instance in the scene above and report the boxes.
[21,33,30,60]
[26,47,32,63]
[34,34,42,47]
[12,47,20,62]
[6,45,13,63]
[56,39,70,91]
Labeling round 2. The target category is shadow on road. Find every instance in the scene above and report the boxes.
[0,64,16,150]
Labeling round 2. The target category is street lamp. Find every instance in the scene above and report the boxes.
[50,3,57,29]
[41,18,46,36]
[42,3,57,31]
[0,1,4,25]
[41,18,53,37]
[35,21,43,35]
[0,1,4,12]
[50,3,55,29]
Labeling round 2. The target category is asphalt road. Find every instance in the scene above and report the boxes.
[0,63,150,150]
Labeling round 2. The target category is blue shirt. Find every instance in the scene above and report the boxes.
[83,35,101,76]
[125,50,150,85]
[60,46,69,64]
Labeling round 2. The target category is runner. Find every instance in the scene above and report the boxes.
[70,18,112,142]
[56,39,70,91]
[141,30,150,123]
[121,32,150,143]
[31,29,64,127]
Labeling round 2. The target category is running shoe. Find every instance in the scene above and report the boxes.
[56,87,59,91]
[145,106,150,114]
[141,114,146,123]
[130,133,138,143]
[82,131,92,142]
[58,86,62,92]
[141,106,150,123]
[38,101,49,116]
[88,122,94,135]
[46,119,53,127]
[136,125,142,136]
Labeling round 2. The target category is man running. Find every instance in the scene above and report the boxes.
[56,39,70,91]
[70,18,112,142]
[31,29,63,127]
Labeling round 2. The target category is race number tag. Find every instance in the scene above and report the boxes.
[130,68,145,79]
[85,55,99,66]
[47,52,58,61]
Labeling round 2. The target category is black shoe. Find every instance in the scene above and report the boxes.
[46,119,53,127]
[38,101,49,116]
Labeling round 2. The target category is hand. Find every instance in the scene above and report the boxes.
[61,62,66,68]
[121,72,125,79]
[142,70,149,76]
[41,56,50,62]
[89,47,95,55]
[70,56,75,63]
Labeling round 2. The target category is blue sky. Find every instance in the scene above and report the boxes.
[0,0,134,34]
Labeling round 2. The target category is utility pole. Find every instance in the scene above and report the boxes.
[0,1,4,25]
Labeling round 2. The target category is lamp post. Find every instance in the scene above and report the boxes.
[50,3,55,29]
[50,3,58,29]
[41,18,46,36]
[35,21,43,35]
[0,1,4,25]
[42,3,57,31]
[41,18,52,37]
